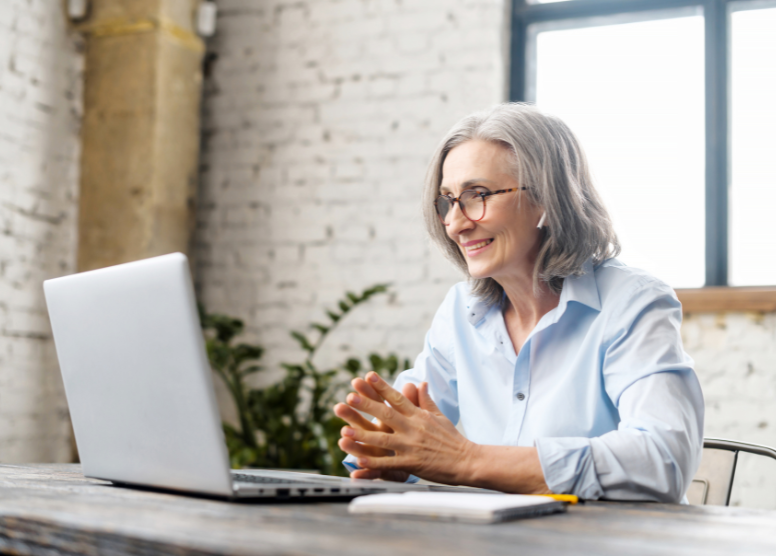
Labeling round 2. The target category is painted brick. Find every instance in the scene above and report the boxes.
[0,1,82,463]
[682,312,776,508]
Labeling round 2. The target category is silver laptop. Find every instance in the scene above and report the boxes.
[43,253,446,499]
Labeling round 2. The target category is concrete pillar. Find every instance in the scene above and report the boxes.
[76,0,204,271]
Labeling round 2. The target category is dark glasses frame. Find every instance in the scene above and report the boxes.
[434,187,527,225]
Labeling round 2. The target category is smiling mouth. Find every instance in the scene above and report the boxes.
[465,239,493,253]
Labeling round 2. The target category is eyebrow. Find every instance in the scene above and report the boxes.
[439,178,496,194]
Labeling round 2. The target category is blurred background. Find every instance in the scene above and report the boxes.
[0,0,774,507]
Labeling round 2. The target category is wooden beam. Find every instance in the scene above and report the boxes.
[76,0,204,272]
[676,287,776,313]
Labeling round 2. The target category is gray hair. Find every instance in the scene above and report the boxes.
[422,103,620,306]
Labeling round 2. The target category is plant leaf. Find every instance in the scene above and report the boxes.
[290,331,314,353]
[326,310,340,323]
[344,358,361,375]
[311,322,329,334]
[384,354,398,374]
[233,343,264,364]
[207,313,244,343]
[369,353,383,373]
[240,365,263,377]
[363,284,389,298]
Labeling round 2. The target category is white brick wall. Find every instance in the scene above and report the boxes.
[683,313,776,508]
[0,1,82,462]
[195,0,776,508]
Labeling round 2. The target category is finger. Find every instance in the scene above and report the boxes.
[333,403,384,432]
[352,469,410,483]
[364,372,416,416]
[342,426,400,452]
[338,436,393,458]
[346,391,407,431]
[356,454,412,471]
[351,377,404,432]
[419,382,443,415]
[351,469,383,480]
[351,378,384,404]
[402,383,419,407]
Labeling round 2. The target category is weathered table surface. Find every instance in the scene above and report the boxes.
[0,464,775,556]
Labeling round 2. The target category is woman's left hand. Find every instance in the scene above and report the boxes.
[338,371,478,485]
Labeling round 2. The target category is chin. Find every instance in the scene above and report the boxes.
[465,264,494,281]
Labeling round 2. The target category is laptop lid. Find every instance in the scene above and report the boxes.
[44,253,234,496]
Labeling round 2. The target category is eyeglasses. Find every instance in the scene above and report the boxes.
[434,187,526,225]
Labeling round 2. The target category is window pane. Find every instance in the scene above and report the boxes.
[729,5,776,286]
[531,13,705,288]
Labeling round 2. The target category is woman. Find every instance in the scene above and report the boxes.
[334,103,704,502]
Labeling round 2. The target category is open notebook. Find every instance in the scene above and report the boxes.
[349,492,567,524]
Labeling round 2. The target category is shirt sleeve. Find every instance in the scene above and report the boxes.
[535,281,705,502]
[343,285,462,478]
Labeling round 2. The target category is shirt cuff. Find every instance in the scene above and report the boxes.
[535,437,604,500]
[342,455,419,484]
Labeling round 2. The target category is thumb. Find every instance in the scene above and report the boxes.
[419,382,442,415]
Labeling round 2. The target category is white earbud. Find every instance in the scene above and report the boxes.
[537,212,547,229]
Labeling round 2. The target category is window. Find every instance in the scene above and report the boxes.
[729,3,776,286]
[511,0,776,309]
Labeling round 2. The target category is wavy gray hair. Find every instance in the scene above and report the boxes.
[422,103,620,306]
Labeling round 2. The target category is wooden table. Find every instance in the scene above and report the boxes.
[1,464,775,556]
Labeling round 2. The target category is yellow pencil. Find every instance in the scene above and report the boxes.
[531,493,580,504]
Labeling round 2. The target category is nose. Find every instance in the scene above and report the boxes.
[445,202,474,238]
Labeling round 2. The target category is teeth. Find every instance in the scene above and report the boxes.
[466,239,492,251]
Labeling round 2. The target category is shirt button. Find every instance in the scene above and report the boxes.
[516,392,526,401]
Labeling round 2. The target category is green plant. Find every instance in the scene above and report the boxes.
[199,284,410,476]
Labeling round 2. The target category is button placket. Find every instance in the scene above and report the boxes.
[502,338,531,446]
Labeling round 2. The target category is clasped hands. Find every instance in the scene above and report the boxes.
[333,372,475,485]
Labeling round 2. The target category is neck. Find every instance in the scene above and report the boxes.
[497,269,560,330]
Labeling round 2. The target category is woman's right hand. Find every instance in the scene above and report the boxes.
[334,378,419,483]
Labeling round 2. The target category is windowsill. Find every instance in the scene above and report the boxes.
[675,287,776,314]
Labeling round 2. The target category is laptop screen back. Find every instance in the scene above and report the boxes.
[44,253,233,496]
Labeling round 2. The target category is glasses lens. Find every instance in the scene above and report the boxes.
[460,190,485,221]
[436,196,452,222]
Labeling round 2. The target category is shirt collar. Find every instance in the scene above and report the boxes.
[466,259,602,329]
[558,259,601,312]
[466,298,492,326]
[466,296,511,361]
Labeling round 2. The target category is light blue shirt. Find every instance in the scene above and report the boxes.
[345,259,704,502]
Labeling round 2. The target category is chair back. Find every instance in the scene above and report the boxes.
[688,438,776,506]
[687,448,737,505]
